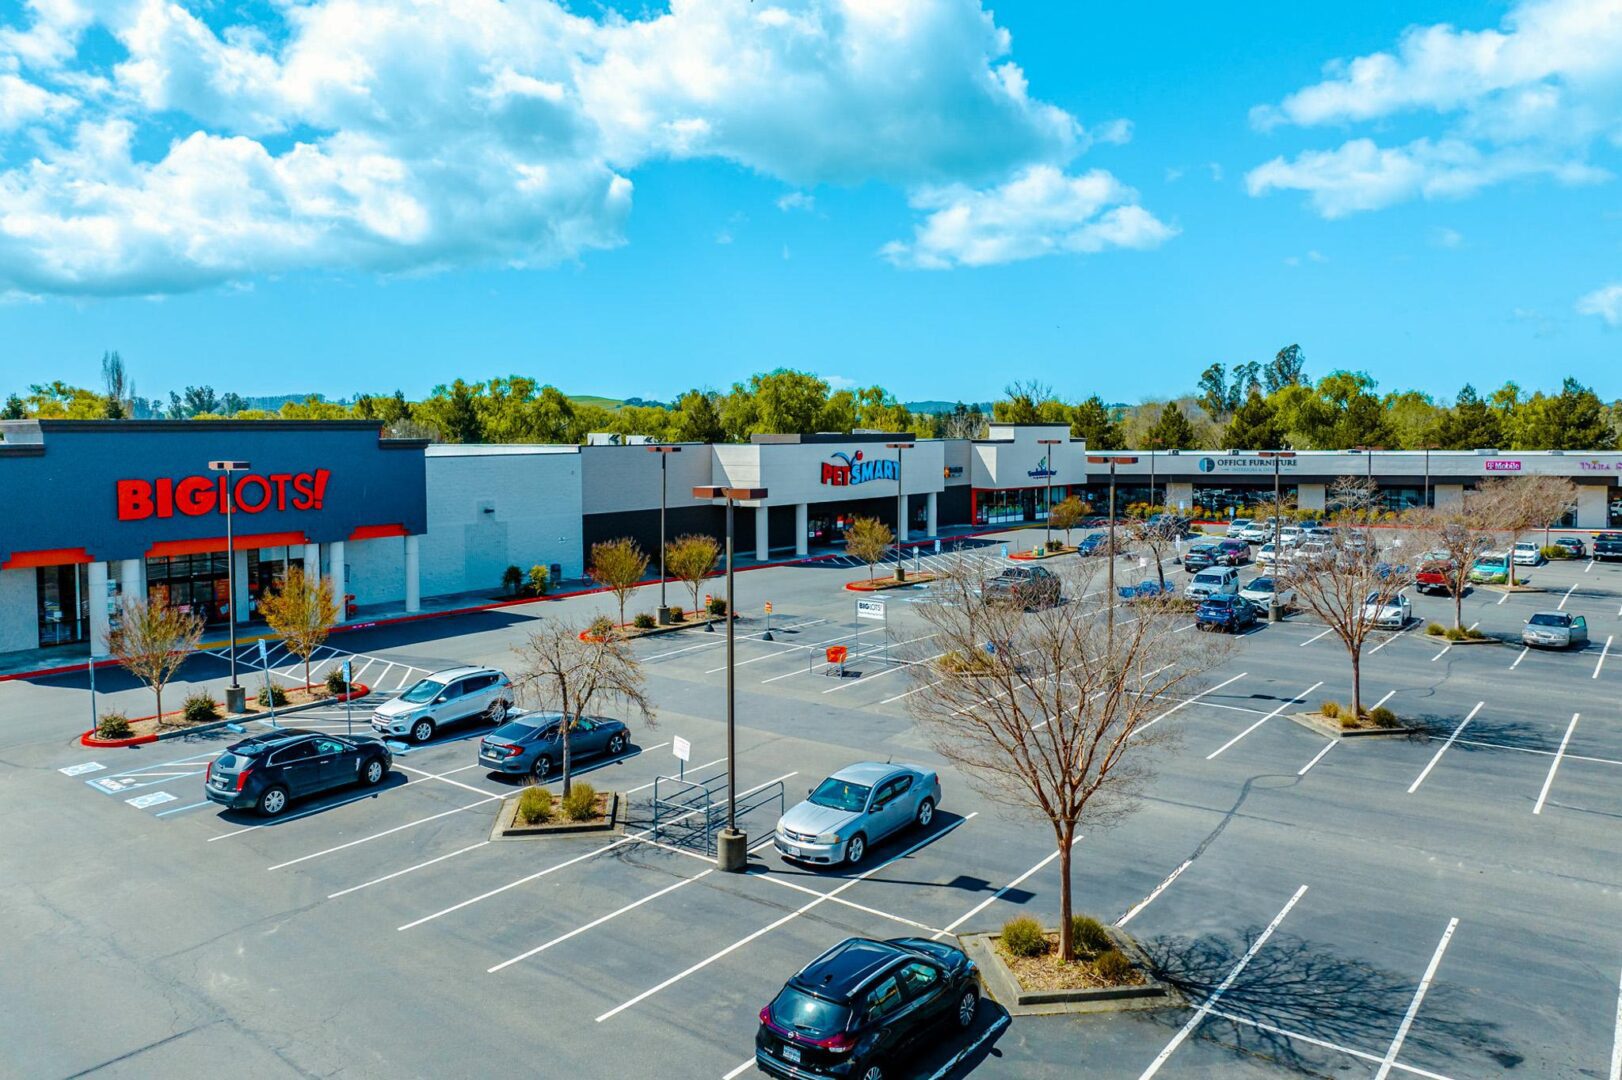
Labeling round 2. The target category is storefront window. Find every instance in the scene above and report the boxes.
[1076,485,1153,514]
[975,486,1076,526]
[36,564,88,647]
[143,550,304,625]
[1190,485,1297,519]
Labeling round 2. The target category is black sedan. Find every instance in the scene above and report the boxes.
[205,728,392,816]
[756,937,979,1079]
[982,566,1061,608]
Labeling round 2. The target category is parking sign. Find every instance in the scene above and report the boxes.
[672,736,691,763]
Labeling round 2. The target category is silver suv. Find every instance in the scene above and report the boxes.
[371,666,514,743]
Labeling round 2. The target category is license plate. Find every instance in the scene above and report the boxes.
[211,776,230,789]
[785,845,801,857]
[780,1044,801,1064]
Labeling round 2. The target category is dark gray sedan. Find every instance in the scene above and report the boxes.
[477,712,631,780]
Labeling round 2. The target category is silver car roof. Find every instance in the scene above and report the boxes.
[828,761,913,786]
[423,665,502,682]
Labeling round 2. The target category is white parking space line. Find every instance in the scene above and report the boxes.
[1532,713,1580,816]
[1115,858,1193,928]
[1610,965,1621,1080]
[393,762,507,799]
[595,814,976,1024]
[1408,702,1484,794]
[1370,627,1411,654]
[821,650,943,694]
[490,869,717,973]
[1586,558,1595,574]
[1138,885,1309,1079]
[751,873,946,936]
[923,1014,1011,1080]
[328,841,492,899]
[722,1058,754,1080]
[655,618,830,665]
[934,847,1065,939]
[351,657,376,681]
[1370,690,1396,711]
[1297,741,1337,776]
[1134,672,1248,737]
[269,795,499,870]
[1299,628,1334,647]
[154,800,210,817]
[1497,590,1510,606]
[1206,1009,1458,1080]
[371,661,395,687]
[626,756,725,795]
[1374,918,1459,1080]
[1559,583,1578,610]
[207,781,414,841]
[1510,646,1529,670]
[1596,636,1613,679]
[1206,681,1322,760]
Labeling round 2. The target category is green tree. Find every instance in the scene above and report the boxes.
[1196,363,1229,422]
[589,538,651,627]
[1,394,23,419]
[1510,378,1615,450]
[818,389,858,434]
[1143,402,1198,449]
[844,516,894,581]
[1330,392,1394,449]
[1435,384,1504,450]
[994,380,1050,424]
[258,565,341,690]
[1262,344,1306,393]
[1070,395,1123,449]
[742,369,829,435]
[417,379,484,443]
[1221,389,1284,449]
[1383,390,1444,450]
[669,389,725,443]
[854,386,913,432]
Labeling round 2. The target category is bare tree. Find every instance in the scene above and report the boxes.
[1411,499,1497,630]
[1478,476,1578,585]
[512,620,655,795]
[664,533,720,616]
[1327,475,1381,524]
[844,516,893,581]
[589,537,650,627]
[1128,518,1178,589]
[258,565,340,690]
[107,597,204,725]
[902,562,1228,962]
[1281,535,1413,719]
[1049,495,1087,548]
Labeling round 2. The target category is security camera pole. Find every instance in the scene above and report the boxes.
[208,459,252,714]
[648,445,682,624]
[1088,455,1138,640]
[1257,450,1295,622]
[693,484,768,873]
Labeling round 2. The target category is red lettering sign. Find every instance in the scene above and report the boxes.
[115,469,333,521]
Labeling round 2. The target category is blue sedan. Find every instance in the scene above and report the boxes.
[477,712,630,781]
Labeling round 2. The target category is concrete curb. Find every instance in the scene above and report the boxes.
[78,686,376,747]
[1285,712,1422,740]
[490,792,623,839]
[960,930,1176,1017]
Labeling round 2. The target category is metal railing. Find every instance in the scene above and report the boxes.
[650,772,786,856]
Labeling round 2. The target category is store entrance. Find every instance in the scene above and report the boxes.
[36,564,89,647]
[144,550,307,626]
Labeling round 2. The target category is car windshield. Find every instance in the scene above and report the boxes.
[489,721,541,741]
[1599,533,1622,542]
[1231,519,1252,527]
[1477,556,1505,566]
[1194,572,1224,584]
[1249,578,1274,592]
[1364,592,1387,605]
[399,679,447,704]
[808,778,871,812]
[771,988,851,1036]
[1529,614,1568,627]
[1202,597,1234,608]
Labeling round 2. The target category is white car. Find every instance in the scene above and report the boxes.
[1512,541,1543,566]
[1236,521,1273,543]
[1184,567,1240,601]
[1255,542,1281,567]
[1226,517,1254,539]
[1239,576,1294,608]
[1277,525,1304,548]
[1290,540,1330,565]
[1361,591,1412,629]
[372,666,514,743]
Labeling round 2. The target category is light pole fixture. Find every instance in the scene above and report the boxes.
[693,484,769,873]
[885,442,914,580]
[1087,455,1138,639]
[1037,438,1061,548]
[209,459,251,715]
[1257,451,1296,623]
[647,445,682,623]
[1417,443,1439,510]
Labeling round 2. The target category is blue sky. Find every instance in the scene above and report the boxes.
[1,0,1619,405]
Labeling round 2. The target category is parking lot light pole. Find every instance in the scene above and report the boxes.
[886,442,913,580]
[648,446,682,624]
[208,459,251,714]
[1419,443,1439,509]
[1037,438,1060,548]
[1088,455,1137,640]
[694,484,768,873]
[1258,451,1295,622]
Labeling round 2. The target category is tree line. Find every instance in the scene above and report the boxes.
[6,346,1620,451]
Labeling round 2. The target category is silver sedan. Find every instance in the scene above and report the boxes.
[775,762,941,867]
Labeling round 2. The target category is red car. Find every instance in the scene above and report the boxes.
[1415,554,1457,595]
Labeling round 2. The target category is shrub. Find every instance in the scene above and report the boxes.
[1319,700,1340,719]
[1093,949,1134,984]
[1444,626,1467,642]
[527,564,550,596]
[587,615,615,640]
[667,605,684,622]
[562,781,599,821]
[1426,621,1446,636]
[517,785,554,825]
[1369,706,1399,728]
[706,595,728,616]
[258,683,288,707]
[632,613,656,630]
[96,711,132,739]
[181,692,219,723]
[1541,545,1568,560]
[1071,915,1112,957]
[940,650,994,675]
[1464,626,1487,640]
[502,565,524,596]
[1339,715,1361,730]
[999,916,1049,958]
[324,667,352,695]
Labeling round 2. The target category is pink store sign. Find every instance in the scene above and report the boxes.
[1483,459,1522,472]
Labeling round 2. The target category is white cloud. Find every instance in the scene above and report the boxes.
[1093,118,1133,145]
[1430,226,1464,248]
[0,0,1119,294]
[881,164,1175,269]
[1577,282,1622,325]
[776,191,815,212]
[823,374,856,390]
[1248,0,1622,215]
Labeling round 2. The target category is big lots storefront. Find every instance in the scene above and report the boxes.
[0,420,428,657]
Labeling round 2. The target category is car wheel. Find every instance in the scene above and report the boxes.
[607,732,627,756]
[532,756,552,781]
[956,986,980,1028]
[486,699,508,724]
[860,1064,885,1080]
[411,718,435,744]
[845,834,867,866]
[361,757,387,786]
[257,785,289,817]
[915,798,935,828]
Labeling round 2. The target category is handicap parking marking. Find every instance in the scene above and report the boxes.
[59,761,106,776]
[125,791,178,809]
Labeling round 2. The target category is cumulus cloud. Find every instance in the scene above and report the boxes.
[0,0,1155,294]
[880,164,1175,269]
[776,191,815,212]
[1247,0,1622,215]
[1577,282,1622,325]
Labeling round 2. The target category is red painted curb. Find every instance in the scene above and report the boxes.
[80,729,158,748]
[334,683,371,702]
[843,577,936,592]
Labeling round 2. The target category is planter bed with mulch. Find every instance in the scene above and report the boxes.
[1009,546,1075,561]
[81,682,372,747]
[580,614,732,642]
[1423,628,1498,645]
[1286,711,1421,740]
[492,790,622,839]
[961,923,1175,1017]
[845,572,939,592]
[1479,582,1543,593]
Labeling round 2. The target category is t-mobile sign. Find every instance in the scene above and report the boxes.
[1483,459,1522,472]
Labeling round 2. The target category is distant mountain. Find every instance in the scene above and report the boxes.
[568,394,626,409]
[904,400,992,415]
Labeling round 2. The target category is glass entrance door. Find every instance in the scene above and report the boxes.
[36,564,88,647]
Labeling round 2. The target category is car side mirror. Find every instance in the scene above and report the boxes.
[435,696,447,704]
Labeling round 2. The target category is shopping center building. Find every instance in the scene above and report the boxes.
[4,419,1620,667]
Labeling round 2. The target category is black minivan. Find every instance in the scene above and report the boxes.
[205,729,392,816]
[755,937,979,1079]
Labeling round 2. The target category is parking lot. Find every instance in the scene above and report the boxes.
[4,528,1622,1079]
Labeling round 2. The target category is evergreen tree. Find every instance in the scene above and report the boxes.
[1436,384,1504,450]
[2,393,25,419]
[1331,392,1394,449]
[1070,395,1123,449]
[1221,389,1284,449]
[1262,344,1306,393]
[1143,402,1198,449]
[1512,378,1615,450]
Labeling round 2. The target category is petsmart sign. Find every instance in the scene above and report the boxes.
[821,450,899,487]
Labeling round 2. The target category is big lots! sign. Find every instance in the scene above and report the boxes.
[116,469,331,521]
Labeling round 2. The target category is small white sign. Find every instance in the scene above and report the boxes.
[60,761,105,776]
[856,599,887,622]
[126,791,177,809]
[672,736,691,763]
[257,638,268,663]
[934,539,941,555]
